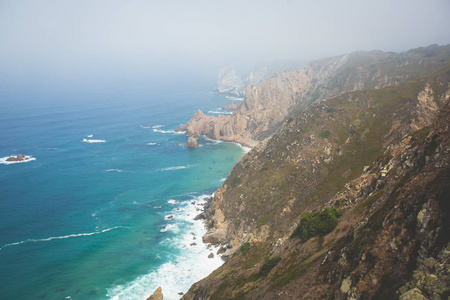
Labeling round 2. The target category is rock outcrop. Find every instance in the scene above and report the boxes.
[212,65,245,97]
[221,101,238,112]
[6,154,29,162]
[182,45,450,299]
[146,286,163,300]
[186,136,199,148]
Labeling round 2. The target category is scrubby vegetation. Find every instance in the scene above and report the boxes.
[291,208,342,242]
[239,242,250,255]
[259,256,282,277]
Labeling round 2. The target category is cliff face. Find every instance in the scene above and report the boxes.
[183,46,450,299]
[213,65,245,97]
[178,45,450,147]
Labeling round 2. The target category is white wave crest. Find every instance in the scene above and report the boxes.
[147,143,158,146]
[106,169,123,173]
[87,134,93,138]
[153,128,184,134]
[83,138,106,143]
[0,226,124,250]
[0,155,36,165]
[167,200,177,205]
[160,165,192,172]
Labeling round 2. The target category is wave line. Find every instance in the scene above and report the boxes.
[0,226,124,251]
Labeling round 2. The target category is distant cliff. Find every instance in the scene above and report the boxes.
[212,65,245,97]
[179,45,450,148]
[183,45,450,299]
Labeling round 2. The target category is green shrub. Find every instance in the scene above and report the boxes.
[291,208,342,242]
[240,242,250,255]
[259,256,282,277]
[319,130,331,139]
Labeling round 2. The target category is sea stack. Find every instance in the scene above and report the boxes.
[186,136,199,148]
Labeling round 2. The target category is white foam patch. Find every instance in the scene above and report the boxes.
[160,165,192,172]
[0,155,36,165]
[231,142,251,153]
[106,169,123,173]
[225,96,244,101]
[167,200,177,205]
[83,138,106,143]
[208,109,232,115]
[87,134,93,138]
[147,143,158,146]
[141,125,164,129]
[106,195,224,300]
[153,128,184,134]
[159,224,180,233]
[0,226,124,251]
[220,178,226,182]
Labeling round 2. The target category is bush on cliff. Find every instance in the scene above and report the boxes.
[258,256,282,277]
[291,208,342,242]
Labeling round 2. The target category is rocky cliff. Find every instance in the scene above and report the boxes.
[183,46,450,299]
[178,45,450,148]
[213,65,245,97]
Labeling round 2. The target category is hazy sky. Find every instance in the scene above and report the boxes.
[1,0,449,89]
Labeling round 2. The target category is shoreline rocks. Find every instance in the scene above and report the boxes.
[6,154,29,162]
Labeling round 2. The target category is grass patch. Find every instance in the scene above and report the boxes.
[291,208,342,242]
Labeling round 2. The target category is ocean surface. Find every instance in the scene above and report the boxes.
[0,82,246,299]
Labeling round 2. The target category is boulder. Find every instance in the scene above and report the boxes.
[208,253,214,259]
[146,286,163,300]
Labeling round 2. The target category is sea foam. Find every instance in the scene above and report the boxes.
[83,138,106,143]
[106,195,224,300]
[160,165,193,172]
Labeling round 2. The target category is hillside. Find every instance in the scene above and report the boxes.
[183,46,450,299]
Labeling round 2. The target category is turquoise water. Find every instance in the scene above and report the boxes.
[0,83,245,299]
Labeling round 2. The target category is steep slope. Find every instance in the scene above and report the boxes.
[177,45,450,147]
[183,63,450,299]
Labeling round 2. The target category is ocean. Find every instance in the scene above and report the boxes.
[0,81,246,299]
